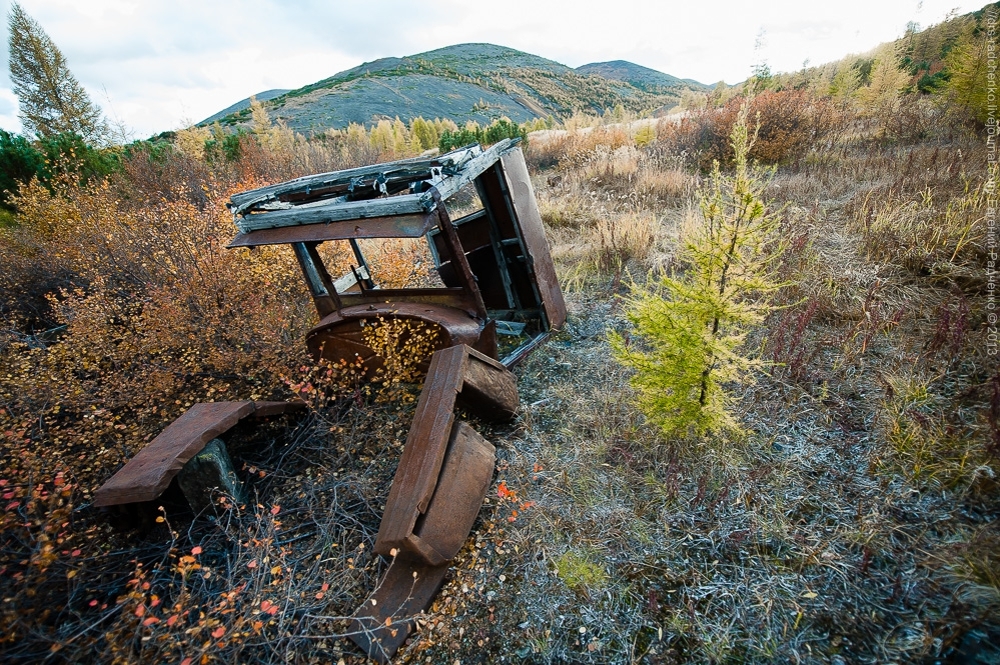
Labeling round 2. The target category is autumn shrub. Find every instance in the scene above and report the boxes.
[657,90,840,170]
[588,212,659,286]
[524,125,632,172]
[0,120,447,660]
[0,178,313,494]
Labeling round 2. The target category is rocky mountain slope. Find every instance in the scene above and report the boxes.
[576,59,705,91]
[201,43,705,133]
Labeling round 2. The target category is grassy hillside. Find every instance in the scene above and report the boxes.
[204,43,699,133]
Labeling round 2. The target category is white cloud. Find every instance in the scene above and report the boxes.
[0,0,969,138]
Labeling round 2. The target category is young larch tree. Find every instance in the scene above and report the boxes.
[7,2,108,144]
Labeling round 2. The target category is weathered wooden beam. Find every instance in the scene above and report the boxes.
[235,194,431,233]
[430,138,518,202]
[227,212,436,246]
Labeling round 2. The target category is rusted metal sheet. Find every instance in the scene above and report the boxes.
[335,288,479,313]
[347,555,450,664]
[375,346,464,554]
[458,346,520,420]
[430,188,488,319]
[348,421,495,662]
[500,148,567,330]
[226,212,435,247]
[374,345,516,559]
[306,302,486,372]
[92,401,304,507]
[409,421,496,565]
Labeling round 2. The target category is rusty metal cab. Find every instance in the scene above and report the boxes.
[96,141,564,663]
[227,139,566,372]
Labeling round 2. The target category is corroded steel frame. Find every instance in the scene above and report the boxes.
[226,141,566,370]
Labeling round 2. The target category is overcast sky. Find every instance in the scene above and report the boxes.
[0,0,970,139]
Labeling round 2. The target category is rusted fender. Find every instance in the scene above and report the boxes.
[374,344,516,562]
[306,302,488,372]
[92,401,304,507]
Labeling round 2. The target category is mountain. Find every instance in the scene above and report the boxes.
[200,43,704,133]
[576,60,705,92]
[200,89,291,125]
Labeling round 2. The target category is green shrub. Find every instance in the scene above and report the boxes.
[0,130,118,211]
[438,117,528,151]
[0,130,44,210]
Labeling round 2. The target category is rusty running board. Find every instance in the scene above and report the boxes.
[348,345,517,662]
[93,401,304,508]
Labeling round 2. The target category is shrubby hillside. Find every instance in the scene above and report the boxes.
[203,43,704,133]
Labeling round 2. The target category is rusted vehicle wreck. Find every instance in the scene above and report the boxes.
[93,138,565,662]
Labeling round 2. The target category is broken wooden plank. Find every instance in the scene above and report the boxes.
[227,212,435,247]
[93,401,304,507]
[235,194,431,233]
[428,139,518,202]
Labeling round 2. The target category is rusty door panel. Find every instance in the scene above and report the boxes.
[409,421,496,565]
[374,344,517,557]
[375,346,465,555]
[500,149,568,329]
